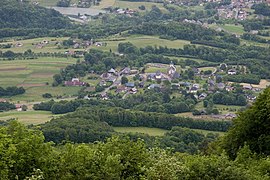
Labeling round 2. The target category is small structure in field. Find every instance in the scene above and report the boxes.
[64,78,86,86]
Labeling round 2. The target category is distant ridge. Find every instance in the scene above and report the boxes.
[0,0,71,29]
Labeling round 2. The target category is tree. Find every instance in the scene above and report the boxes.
[220,88,270,158]
[21,105,28,111]
[53,74,63,86]
[121,76,128,85]
[139,5,146,10]
[42,93,52,98]
[0,121,53,180]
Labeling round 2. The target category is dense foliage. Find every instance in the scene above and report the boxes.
[0,0,70,29]
[160,127,218,154]
[0,86,25,97]
[41,113,114,144]
[212,92,247,106]
[221,87,270,158]
[0,102,16,111]
[1,121,270,179]
[252,3,270,16]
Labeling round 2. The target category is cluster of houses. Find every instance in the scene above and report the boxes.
[0,98,26,112]
[146,62,180,81]
[70,62,261,103]
[115,8,136,15]
[62,39,106,56]
[217,0,270,20]
[34,40,49,49]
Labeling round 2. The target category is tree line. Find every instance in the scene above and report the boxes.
[0,121,270,180]
[0,86,25,97]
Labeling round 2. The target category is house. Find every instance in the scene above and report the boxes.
[15,104,22,111]
[95,42,103,47]
[219,63,228,70]
[147,73,156,81]
[65,50,75,55]
[167,61,177,78]
[116,85,127,93]
[228,69,237,75]
[116,8,126,14]
[0,98,7,103]
[84,95,91,100]
[199,93,207,100]
[148,84,161,90]
[99,80,107,86]
[64,78,85,86]
[106,76,117,82]
[155,71,162,80]
[108,68,116,74]
[80,15,88,21]
[225,113,237,119]
[130,70,139,74]
[100,92,108,100]
[15,42,23,47]
[73,43,80,49]
[217,83,225,90]
[171,83,180,90]
[247,95,256,101]
[121,67,131,75]
[139,82,144,88]
[225,86,234,91]
[208,79,215,86]
[193,84,200,89]
[190,86,198,93]
[192,67,200,74]
[243,84,253,90]
[100,73,110,79]
[125,82,135,88]
[129,88,138,94]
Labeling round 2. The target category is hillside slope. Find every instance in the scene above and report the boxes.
[0,0,70,29]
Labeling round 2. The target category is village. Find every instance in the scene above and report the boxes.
[61,60,266,119]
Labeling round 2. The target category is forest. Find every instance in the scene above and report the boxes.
[2,88,270,179]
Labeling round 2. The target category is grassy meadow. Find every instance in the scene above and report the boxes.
[0,57,82,102]
[0,37,75,53]
[0,110,54,125]
[209,23,245,35]
[30,0,165,12]
[113,126,225,136]
[113,127,168,136]
[219,24,245,35]
[114,0,166,11]
[95,35,190,52]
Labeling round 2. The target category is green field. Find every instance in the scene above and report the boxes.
[95,35,190,52]
[198,66,217,72]
[166,56,208,63]
[113,127,168,136]
[0,57,81,102]
[145,67,168,73]
[30,0,78,7]
[95,0,116,9]
[209,24,245,35]
[220,24,245,35]
[191,129,225,136]
[30,0,164,11]
[114,0,166,12]
[30,0,58,6]
[0,110,54,125]
[0,37,75,53]
[113,126,224,136]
